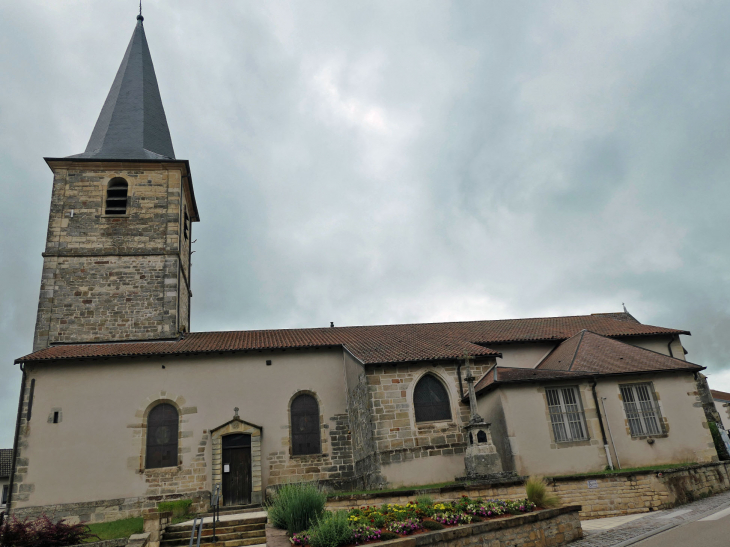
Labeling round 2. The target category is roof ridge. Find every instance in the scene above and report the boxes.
[568,330,587,371]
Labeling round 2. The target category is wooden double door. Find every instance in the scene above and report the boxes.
[222,433,252,506]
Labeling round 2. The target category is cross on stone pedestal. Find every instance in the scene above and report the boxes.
[464,354,483,423]
[234,407,239,418]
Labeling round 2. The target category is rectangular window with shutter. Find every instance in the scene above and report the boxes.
[620,382,664,437]
[545,386,589,443]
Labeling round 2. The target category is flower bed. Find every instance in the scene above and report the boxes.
[290,495,537,546]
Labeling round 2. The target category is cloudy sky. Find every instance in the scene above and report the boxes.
[1,0,729,447]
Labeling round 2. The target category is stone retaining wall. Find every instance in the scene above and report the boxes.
[328,461,730,519]
[377,506,582,547]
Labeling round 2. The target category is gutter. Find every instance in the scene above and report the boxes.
[5,363,26,523]
[591,379,613,470]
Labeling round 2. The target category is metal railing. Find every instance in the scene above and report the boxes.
[210,484,222,543]
[188,517,203,547]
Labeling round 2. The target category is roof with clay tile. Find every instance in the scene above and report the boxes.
[474,330,702,394]
[16,312,689,366]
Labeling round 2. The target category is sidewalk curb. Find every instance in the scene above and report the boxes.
[609,522,679,547]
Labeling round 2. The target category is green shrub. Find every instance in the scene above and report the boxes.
[525,476,560,508]
[308,511,352,547]
[371,513,387,529]
[267,482,327,534]
[709,422,730,461]
[416,494,434,506]
[422,520,444,530]
[379,532,399,541]
[158,499,193,519]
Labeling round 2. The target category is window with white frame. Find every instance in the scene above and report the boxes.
[545,386,589,442]
[619,382,664,436]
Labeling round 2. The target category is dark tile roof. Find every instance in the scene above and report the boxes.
[711,389,730,402]
[16,312,688,366]
[0,448,12,478]
[474,330,702,395]
[68,16,175,161]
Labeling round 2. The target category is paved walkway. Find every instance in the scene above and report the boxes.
[571,489,730,546]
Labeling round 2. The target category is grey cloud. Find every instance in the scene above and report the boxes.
[1,1,729,447]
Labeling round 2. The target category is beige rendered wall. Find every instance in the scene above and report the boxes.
[595,372,716,468]
[713,399,730,430]
[491,382,608,476]
[486,343,557,369]
[618,335,686,360]
[490,371,715,477]
[14,348,349,510]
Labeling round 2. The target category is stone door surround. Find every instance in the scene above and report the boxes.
[211,412,263,505]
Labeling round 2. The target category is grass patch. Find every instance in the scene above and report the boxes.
[327,482,459,498]
[525,476,560,508]
[85,517,143,542]
[558,463,698,478]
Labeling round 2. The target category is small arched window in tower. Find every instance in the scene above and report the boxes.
[414,375,452,423]
[146,403,179,469]
[183,208,189,241]
[291,393,321,456]
[105,178,129,215]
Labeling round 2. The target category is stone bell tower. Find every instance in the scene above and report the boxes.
[33,14,199,352]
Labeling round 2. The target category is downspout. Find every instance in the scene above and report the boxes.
[601,395,621,470]
[667,335,675,358]
[5,363,26,523]
[591,379,613,470]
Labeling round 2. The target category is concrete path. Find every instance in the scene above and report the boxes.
[571,489,730,546]
[178,510,267,526]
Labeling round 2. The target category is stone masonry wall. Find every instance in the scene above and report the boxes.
[267,413,356,493]
[345,357,385,490]
[366,360,496,467]
[33,163,192,351]
[327,462,730,520]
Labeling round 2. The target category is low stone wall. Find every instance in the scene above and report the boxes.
[328,461,730,520]
[11,490,209,523]
[379,506,582,547]
[69,540,128,547]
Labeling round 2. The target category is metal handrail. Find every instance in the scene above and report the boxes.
[188,517,203,547]
[211,484,222,542]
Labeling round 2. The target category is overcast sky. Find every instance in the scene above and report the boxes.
[1,0,730,448]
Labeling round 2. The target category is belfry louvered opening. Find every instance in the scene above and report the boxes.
[105,178,129,215]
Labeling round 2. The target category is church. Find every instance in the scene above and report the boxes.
[4,14,719,524]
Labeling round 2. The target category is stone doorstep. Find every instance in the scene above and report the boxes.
[164,523,265,539]
[172,511,267,528]
[161,529,267,547]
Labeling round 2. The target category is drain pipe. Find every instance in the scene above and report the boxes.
[590,380,613,470]
[456,362,465,399]
[601,395,621,470]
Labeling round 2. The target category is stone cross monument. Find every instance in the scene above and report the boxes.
[463,355,504,478]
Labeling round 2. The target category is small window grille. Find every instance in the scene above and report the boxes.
[53,411,59,424]
[105,178,128,215]
[184,209,189,241]
[291,394,321,455]
[620,383,664,436]
[413,375,452,423]
[146,403,179,468]
[546,386,589,442]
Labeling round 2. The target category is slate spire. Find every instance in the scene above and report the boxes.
[70,14,175,160]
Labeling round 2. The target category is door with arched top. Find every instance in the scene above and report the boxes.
[222,433,252,506]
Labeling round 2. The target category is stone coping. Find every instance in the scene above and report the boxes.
[372,505,581,547]
[328,462,729,502]
[69,539,128,547]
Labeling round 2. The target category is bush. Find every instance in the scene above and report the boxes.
[709,422,730,461]
[267,482,327,534]
[422,520,444,530]
[415,494,433,506]
[525,476,560,508]
[308,511,352,547]
[158,499,193,519]
[0,514,98,546]
[379,532,400,541]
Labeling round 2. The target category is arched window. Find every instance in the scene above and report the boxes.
[291,394,321,456]
[105,178,128,215]
[413,375,452,423]
[146,403,179,469]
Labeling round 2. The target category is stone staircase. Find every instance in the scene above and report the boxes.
[160,511,267,547]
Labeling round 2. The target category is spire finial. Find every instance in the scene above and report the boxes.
[623,302,628,313]
[137,1,144,21]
